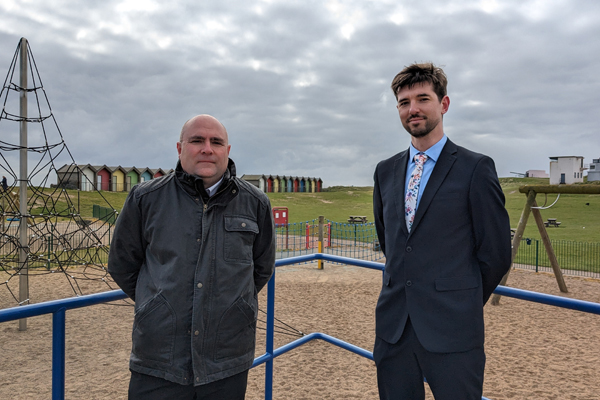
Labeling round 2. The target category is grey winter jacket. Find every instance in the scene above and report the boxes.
[108,159,275,386]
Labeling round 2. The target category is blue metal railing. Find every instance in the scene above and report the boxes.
[0,289,128,399]
[1,253,600,400]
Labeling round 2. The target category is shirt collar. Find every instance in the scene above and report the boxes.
[206,177,224,197]
[409,134,447,163]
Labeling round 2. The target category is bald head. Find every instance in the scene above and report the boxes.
[177,114,231,188]
[180,115,228,142]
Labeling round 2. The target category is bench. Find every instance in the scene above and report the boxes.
[544,218,561,227]
[348,216,368,223]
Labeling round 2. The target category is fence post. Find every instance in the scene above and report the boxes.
[305,224,309,250]
[318,216,324,270]
[47,234,52,270]
[535,239,539,273]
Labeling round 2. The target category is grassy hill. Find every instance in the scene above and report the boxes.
[268,179,600,243]
[500,178,600,242]
[28,178,600,243]
[267,186,374,224]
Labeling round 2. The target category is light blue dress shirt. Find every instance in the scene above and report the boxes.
[207,176,224,197]
[404,135,448,210]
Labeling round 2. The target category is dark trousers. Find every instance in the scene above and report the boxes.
[128,369,249,400]
[374,318,485,400]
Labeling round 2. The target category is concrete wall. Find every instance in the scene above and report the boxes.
[549,157,584,184]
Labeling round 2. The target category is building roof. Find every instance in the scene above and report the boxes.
[56,164,77,173]
[549,156,584,159]
[124,166,142,174]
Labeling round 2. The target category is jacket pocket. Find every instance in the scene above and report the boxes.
[214,295,257,361]
[435,275,480,291]
[224,216,259,262]
[132,292,176,365]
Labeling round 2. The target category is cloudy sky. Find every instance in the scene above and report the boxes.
[0,0,599,187]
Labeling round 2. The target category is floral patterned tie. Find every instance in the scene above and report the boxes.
[405,153,428,232]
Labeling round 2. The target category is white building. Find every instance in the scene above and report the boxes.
[588,158,600,182]
[526,169,549,178]
[549,156,586,184]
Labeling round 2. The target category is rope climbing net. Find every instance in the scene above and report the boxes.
[0,40,120,307]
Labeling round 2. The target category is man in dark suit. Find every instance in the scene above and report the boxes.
[372,63,511,399]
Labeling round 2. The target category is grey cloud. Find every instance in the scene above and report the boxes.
[0,1,599,187]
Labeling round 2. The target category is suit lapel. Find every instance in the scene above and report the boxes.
[393,150,409,236]
[409,139,458,235]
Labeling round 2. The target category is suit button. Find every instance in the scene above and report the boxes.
[194,330,200,336]
[406,280,412,287]
[406,246,412,252]
[197,282,203,288]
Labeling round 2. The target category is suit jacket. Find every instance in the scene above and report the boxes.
[373,139,511,353]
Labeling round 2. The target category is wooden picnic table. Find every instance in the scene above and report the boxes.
[544,218,561,227]
[348,216,368,223]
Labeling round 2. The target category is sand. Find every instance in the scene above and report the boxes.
[1,263,599,400]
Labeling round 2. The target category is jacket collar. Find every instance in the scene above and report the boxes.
[393,150,410,236]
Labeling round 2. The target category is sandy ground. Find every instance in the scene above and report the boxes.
[1,263,600,400]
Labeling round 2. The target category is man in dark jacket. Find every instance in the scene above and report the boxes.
[108,114,276,400]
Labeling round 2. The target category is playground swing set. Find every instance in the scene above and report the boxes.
[491,184,600,305]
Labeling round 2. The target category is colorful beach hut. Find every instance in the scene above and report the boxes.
[93,165,111,191]
[125,167,141,191]
[79,164,96,191]
[108,166,127,192]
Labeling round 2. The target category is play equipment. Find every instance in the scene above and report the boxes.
[491,184,600,305]
[0,38,118,331]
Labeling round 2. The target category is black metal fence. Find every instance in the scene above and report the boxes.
[92,204,117,224]
[0,221,113,271]
[3,218,599,277]
[514,238,600,277]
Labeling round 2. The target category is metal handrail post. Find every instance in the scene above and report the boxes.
[52,308,66,400]
[264,272,275,400]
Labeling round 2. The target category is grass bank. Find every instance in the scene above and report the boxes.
[17,179,600,242]
[500,178,600,242]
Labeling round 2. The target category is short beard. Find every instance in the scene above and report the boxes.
[407,127,431,138]
[403,117,439,138]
